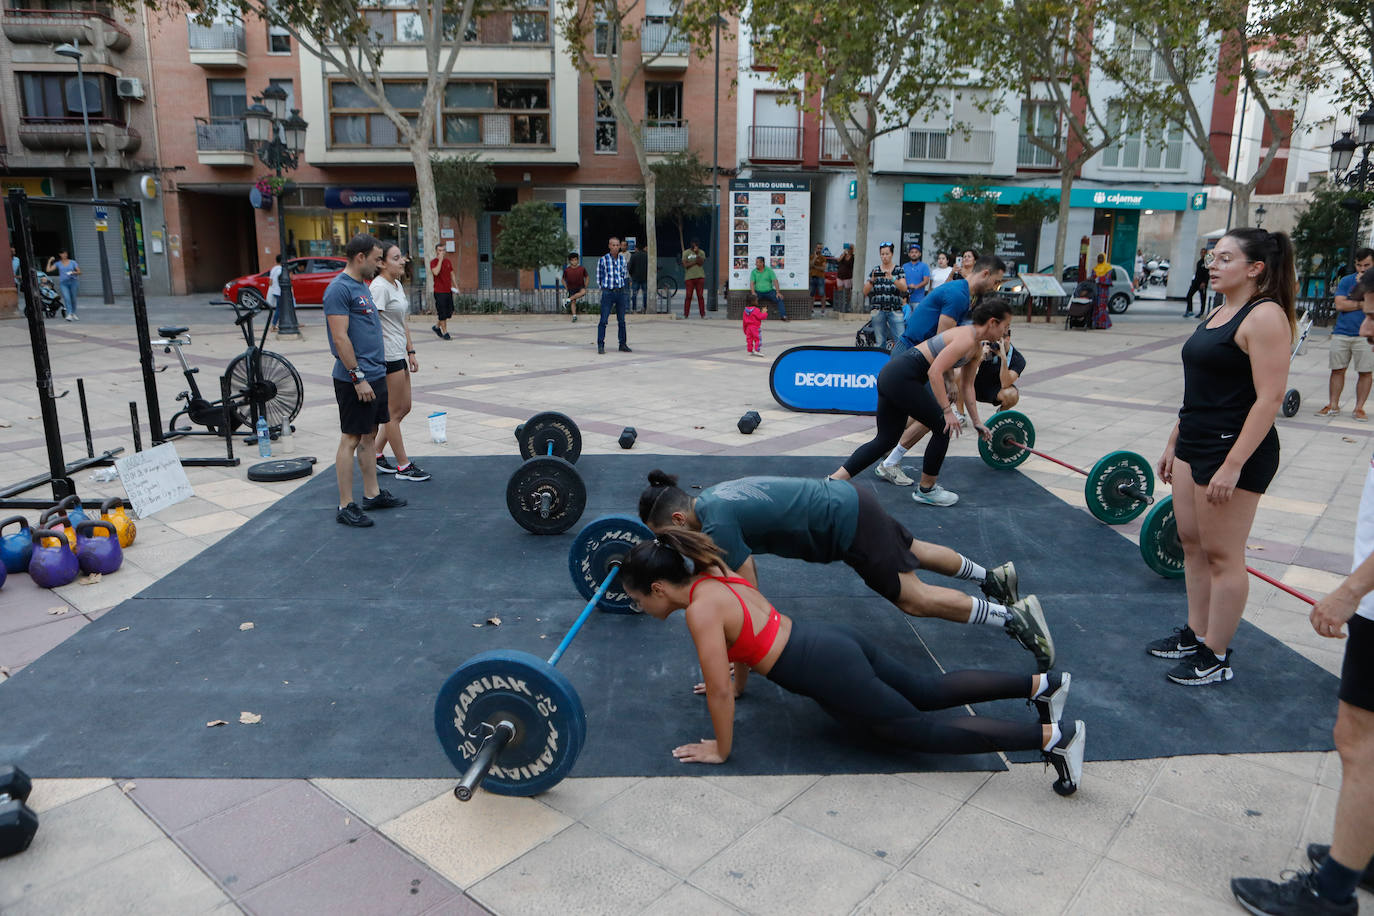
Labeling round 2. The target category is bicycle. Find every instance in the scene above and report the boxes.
[154,299,304,437]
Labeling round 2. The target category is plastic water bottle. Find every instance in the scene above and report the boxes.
[278,419,293,454]
[256,416,272,458]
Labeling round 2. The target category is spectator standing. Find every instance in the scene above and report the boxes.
[1184,246,1209,317]
[11,245,19,278]
[628,244,649,314]
[835,243,855,311]
[1092,253,1113,330]
[266,255,283,330]
[596,236,632,354]
[809,244,827,312]
[958,249,978,279]
[681,239,707,318]
[902,244,932,323]
[742,291,767,356]
[865,242,908,350]
[1318,247,1374,420]
[1134,248,1145,291]
[371,242,429,483]
[429,244,454,340]
[325,234,407,527]
[562,252,589,323]
[46,248,80,321]
[929,251,954,289]
[750,255,788,321]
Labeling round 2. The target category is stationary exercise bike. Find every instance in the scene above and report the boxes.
[155,300,303,437]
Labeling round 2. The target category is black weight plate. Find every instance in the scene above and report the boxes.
[1140,494,1185,578]
[1085,450,1154,525]
[517,411,582,463]
[434,650,585,797]
[978,410,1035,469]
[506,456,587,535]
[1282,389,1300,418]
[246,457,316,482]
[568,515,654,614]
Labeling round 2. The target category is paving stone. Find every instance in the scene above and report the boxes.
[25,777,114,813]
[698,773,820,812]
[780,773,962,863]
[311,778,456,827]
[129,778,292,833]
[535,776,640,820]
[857,871,996,915]
[1150,754,1316,840]
[639,881,741,916]
[1067,858,1233,915]
[0,614,88,671]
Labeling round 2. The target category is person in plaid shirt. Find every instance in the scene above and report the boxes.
[596,236,632,354]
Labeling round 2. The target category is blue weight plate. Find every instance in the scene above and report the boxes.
[434,650,586,798]
[567,515,654,614]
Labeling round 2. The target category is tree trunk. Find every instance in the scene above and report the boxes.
[852,150,871,315]
[645,170,657,311]
[411,140,440,311]
[1053,167,1075,282]
[1230,183,1252,229]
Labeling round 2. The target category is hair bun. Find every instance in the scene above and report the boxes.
[647,469,678,487]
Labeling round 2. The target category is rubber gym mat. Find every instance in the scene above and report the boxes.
[0,455,1336,779]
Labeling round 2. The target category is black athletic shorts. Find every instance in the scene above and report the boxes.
[334,377,390,435]
[384,358,407,374]
[433,292,454,320]
[1175,425,1280,494]
[840,482,920,603]
[1340,614,1374,712]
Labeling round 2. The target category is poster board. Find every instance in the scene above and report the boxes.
[114,443,194,519]
[728,180,810,291]
[1017,274,1068,298]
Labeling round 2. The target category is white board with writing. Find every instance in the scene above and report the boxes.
[115,443,194,519]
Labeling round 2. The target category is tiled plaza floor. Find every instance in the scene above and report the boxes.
[1,296,1371,914]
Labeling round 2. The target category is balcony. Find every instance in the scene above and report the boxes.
[18,118,139,154]
[188,20,247,68]
[644,119,688,155]
[749,125,801,162]
[195,116,254,166]
[820,127,874,163]
[1017,136,1057,168]
[1,6,131,52]
[641,18,688,69]
[905,128,995,164]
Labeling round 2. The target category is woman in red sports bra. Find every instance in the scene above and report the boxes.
[621,528,1088,795]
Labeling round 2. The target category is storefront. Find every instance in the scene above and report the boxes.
[281,187,416,258]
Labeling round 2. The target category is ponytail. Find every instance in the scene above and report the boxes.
[621,528,727,595]
[1224,227,1298,341]
[638,468,692,527]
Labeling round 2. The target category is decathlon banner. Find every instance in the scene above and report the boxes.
[769,346,887,415]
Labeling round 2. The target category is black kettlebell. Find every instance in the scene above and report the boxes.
[28,528,79,589]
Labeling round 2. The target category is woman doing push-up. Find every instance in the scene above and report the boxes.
[621,527,1086,795]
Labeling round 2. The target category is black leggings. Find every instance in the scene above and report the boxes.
[766,621,1043,754]
[841,349,949,479]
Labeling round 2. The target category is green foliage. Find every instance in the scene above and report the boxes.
[1292,183,1374,278]
[493,202,574,274]
[636,151,712,248]
[432,153,496,234]
[932,181,998,255]
[1010,191,1060,229]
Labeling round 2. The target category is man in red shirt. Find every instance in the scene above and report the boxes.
[429,244,455,340]
[562,251,589,323]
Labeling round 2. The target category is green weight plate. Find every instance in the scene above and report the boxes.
[506,456,587,535]
[1085,450,1154,525]
[517,411,582,463]
[1140,494,1185,578]
[978,410,1035,469]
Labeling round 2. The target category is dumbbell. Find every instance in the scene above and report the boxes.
[0,763,38,858]
[508,412,586,535]
[738,411,762,435]
[978,411,1155,525]
[618,427,637,449]
[434,515,654,800]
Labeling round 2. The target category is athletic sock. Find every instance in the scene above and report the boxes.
[397,463,411,472]
[1315,855,1362,903]
[968,597,1011,626]
[954,556,987,582]
[376,453,385,460]
[920,484,935,493]
[1043,721,1062,751]
[1031,675,1048,700]
[882,445,908,468]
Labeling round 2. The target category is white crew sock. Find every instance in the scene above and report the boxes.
[882,445,909,468]
[1043,721,1062,751]
[967,597,1011,626]
[954,556,987,582]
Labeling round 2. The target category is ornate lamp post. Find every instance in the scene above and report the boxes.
[1329,105,1374,275]
[1254,204,1267,228]
[244,85,308,338]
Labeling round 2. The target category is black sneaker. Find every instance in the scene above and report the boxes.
[432,324,444,339]
[362,489,407,510]
[1167,644,1233,685]
[336,502,373,527]
[1231,870,1358,915]
[1147,624,1199,658]
[619,344,633,352]
[1032,671,1071,725]
[376,456,397,474]
[598,345,605,354]
[1305,844,1374,893]
[394,462,431,482]
[1044,719,1085,796]
[981,561,1019,606]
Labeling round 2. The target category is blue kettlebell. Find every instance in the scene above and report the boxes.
[28,527,79,588]
[0,516,33,573]
[76,520,122,575]
[52,495,89,529]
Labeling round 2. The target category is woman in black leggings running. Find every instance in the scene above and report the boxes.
[621,527,1086,795]
[831,298,1013,507]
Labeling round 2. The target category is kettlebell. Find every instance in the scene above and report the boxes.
[28,528,79,588]
[0,516,33,573]
[52,495,89,529]
[76,520,122,575]
[100,497,137,549]
[38,511,77,552]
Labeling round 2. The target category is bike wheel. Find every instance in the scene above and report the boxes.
[227,350,303,430]
[657,275,678,300]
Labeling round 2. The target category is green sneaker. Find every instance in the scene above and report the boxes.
[1006,595,1055,672]
[981,561,1018,606]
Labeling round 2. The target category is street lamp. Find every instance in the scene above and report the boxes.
[1329,110,1374,275]
[706,11,724,313]
[54,40,115,305]
[1255,205,1267,228]
[244,84,308,337]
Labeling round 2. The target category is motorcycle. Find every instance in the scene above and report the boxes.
[1144,257,1170,288]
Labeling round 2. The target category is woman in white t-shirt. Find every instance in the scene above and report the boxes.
[929,251,954,289]
[369,242,429,481]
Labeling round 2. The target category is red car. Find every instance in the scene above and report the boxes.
[221,256,347,308]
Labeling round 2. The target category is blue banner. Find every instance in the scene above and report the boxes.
[769,347,887,415]
[324,187,412,210]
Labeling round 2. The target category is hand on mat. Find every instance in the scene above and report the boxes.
[1310,591,1357,638]
[672,739,724,764]
[1205,464,1240,504]
[1157,447,1175,485]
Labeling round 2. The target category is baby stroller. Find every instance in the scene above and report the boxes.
[24,270,64,319]
[854,317,895,352]
[1064,280,1096,330]
[1280,310,1315,417]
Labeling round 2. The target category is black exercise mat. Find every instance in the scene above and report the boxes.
[0,455,1337,779]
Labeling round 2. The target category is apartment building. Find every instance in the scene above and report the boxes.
[1,0,169,299]
[143,2,737,297]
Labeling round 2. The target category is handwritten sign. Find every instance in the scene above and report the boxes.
[1018,273,1068,298]
[115,443,194,518]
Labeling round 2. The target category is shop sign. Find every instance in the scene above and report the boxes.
[324,188,413,209]
[1,177,54,197]
[904,182,1196,211]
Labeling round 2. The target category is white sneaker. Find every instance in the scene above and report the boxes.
[874,463,914,486]
[63,313,73,321]
[71,314,79,321]
[954,409,969,428]
[911,484,958,506]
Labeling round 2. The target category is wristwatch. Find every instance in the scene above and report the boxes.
[348,366,365,383]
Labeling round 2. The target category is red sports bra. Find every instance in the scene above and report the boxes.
[688,575,782,667]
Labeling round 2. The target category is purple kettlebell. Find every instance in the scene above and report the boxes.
[28,528,79,588]
[76,520,123,575]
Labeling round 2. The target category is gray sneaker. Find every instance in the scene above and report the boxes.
[874,463,914,486]
[1006,595,1055,672]
[981,561,1019,606]
[911,483,958,506]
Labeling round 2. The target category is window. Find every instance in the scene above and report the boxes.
[1101,101,1184,170]
[440,79,551,147]
[208,78,247,118]
[595,81,616,152]
[329,80,422,147]
[594,14,618,56]
[645,81,682,125]
[1017,100,1058,167]
[18,72,121,123]
[360,3,547,44]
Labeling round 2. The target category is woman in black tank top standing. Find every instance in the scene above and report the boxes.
[1149,228,1298,685]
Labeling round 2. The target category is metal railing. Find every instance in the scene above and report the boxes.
[644,119,688,153]
[641,18,688,56]
[906,128,995,163]
[188,18,245,51]
[749,125,801,160]
[3,5,117,22]
[195,116,249,152]
[820,127,853,161]
[1017,136,1057,167]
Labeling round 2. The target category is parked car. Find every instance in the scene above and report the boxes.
[1038,263,1134,313]
[222,256,347,308]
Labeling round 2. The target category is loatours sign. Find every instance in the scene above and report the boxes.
[768,346,889,415]
[323,188,413,210]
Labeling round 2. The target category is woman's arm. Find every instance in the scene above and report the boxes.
[1207,304,1291,503]
[676,601,734,762]
[959,355,983,431]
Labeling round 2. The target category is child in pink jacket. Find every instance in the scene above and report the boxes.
[742,292,767,356]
